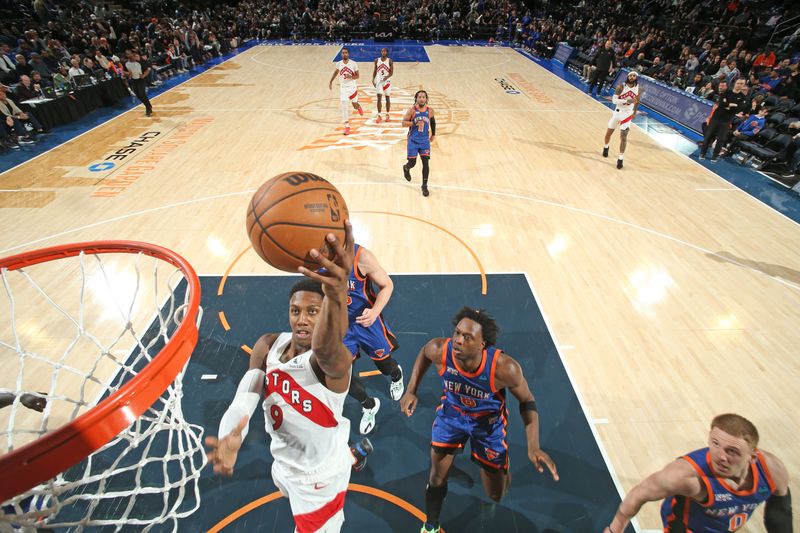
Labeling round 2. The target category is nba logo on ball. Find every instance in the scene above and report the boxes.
[246,172,349,272]
[327,194,341,222]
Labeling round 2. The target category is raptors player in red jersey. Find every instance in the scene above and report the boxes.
[206,221,373,533]
[602,70,641,169]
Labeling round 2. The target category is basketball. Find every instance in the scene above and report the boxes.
[246,172,349,272]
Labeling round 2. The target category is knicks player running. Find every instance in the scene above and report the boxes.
[602,70,641,169]
[328,47,364,136]
[604,414,791,533]
[345,243,404,435]
[371,47,393,123]
[206,223,373,533]
[400,307,559,533]
[402,90,436,197]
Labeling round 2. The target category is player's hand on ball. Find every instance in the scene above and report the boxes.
[399,392,417,417]
[205,416,247,476]
[298,220,354,294]
[528,446,559,481]
[356,307,379,327]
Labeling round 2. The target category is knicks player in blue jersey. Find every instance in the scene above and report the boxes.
[604,414,792,533]
[345,243,404,435]
[400,307,559,533]
[402,90,436,197]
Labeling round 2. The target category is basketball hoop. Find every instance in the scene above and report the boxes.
[0,241,205,530]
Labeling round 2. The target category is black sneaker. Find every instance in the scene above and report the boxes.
[146,108,153,117]
[18,136,35,145]
[351,438,373,472]
[421,185,429,197]
[403,164,411,181]
[709,157,718,163]
[617,159,623,169]
[602,146,609,158]
[699,153,706,160]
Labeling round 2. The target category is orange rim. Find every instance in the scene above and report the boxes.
[0,241,201,503]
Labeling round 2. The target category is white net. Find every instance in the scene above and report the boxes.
[0,247,206,532]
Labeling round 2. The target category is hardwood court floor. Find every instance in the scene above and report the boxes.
[1,44,799,530]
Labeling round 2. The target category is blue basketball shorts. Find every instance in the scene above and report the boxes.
[407,138,430,158]
[343,316,398,360]
[430,403,509,471]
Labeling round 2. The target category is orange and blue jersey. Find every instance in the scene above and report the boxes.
[660,447,776,532]
[407,105,431,158]
[343,244,398,360]
[431,338,509,471]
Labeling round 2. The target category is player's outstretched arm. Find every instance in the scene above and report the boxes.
[205,335,273,476]
[299,220,354,390]
[355,247,393,327]
[0,392,47,412]
[399,338,445,416]
[498,355,558,481]
[605,460,705,533]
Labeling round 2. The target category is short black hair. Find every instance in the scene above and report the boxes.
[341,46,349,53]
[451,307,499,346]
[289,279,324,300]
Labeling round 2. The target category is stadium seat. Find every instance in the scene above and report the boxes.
[766,112,787,129]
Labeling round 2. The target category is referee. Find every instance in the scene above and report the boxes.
[700,78,747,162]
[125,51,153,117]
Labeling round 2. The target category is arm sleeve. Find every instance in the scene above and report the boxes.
[430,116,436,135]
[218,368,265,441]
[764,489,792,533]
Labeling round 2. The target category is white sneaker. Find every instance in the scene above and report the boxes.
[389,366,404,401]
[360,398,380,434]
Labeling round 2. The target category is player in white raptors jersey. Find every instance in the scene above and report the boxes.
[328,47,364,136]
[207,222,373,533]
[371,47,393,123]
[602,70,641,169]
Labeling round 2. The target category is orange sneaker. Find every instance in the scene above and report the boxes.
[344,126,351,135]
[357,107,364,116]
[385,114,390,122]
[376,115,382,123]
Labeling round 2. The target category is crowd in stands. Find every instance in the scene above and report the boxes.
[0,0,258,150]
[0,0,513,151]
[512,0,800,174]
[1,0,799,173]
